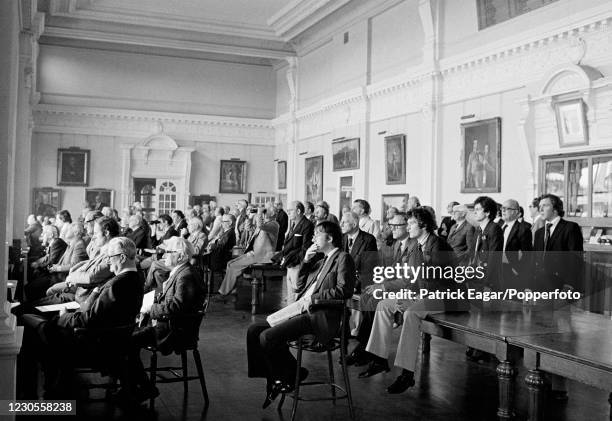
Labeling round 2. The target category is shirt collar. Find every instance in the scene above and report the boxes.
[418,233,430,246]
[504,219,517,230]
[479,219,490,231]
[547,216,561,227]
[347,230,359,241]
[325,247,339,259]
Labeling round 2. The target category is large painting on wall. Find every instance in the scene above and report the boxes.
[85,189,114,210]
[305,156,323,203]
[219,160,247,194]
[32,188,61,217]
[385,134,406,185]
[332,138,359,171]
[277,160,287,190]
[58,148,90,186]
[461,117,501,193]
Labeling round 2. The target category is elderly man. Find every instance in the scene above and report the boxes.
[438,201,459,239]
[352,199,380,238]
[447,204,471,266]
[18,237,143,399]
[500,199,533,290]
[128,237,206,401]
[361,208,461,394]
[25,214,43,252]
[126,213,149,250]
[207,213,237,273]
[313,201,330,226]
[381,206,399,248]
[46,222,89,287]
[217,209,279,297]
[83,210,103,254]
[234,200,249,243]
[274,201,289,251]
[27,225,68,300]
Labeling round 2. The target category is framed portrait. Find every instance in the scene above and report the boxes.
[554,98,588,147]
[305,156,323,203]
[32,188,61,217]
[332,138,360,171]
[381,194,407,223]
[277,161,287,190]
[461,117,501,193]
[385,134,406,184]
[85,189,114,210]
[339,176,353,216]
[219,160,247,194]
[57,148,90,186]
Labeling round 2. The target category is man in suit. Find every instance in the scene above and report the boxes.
[171,210,188,235]
[126,214,149,250]
[533,194,583,292]
[352,199,380,239]
[46,222,89,287]
[529,196,546,244]
[466,196,503,291]
[446,204,471,266]
[18,236,143,399]
[304,201,316,224]
[207,213,237,272]
[500,199,533,290]
[313,201,330,226]
[247,221,355,408]
[27,225,68,300]
[276,201,314,303]
[361,208,462,393]
[217,210,279,296]
[234,200,249,244]
[274,201,289,251]
[437,201,459,239]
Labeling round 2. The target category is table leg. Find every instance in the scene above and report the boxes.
[251,276,262,315]
[496,360,516,420]
[420,332,431,355]
[525,369,546,421]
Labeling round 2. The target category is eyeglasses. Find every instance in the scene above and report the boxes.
[164,250,179,254]
[390,224,406,230]
[105,253,124,262]
[501,207,518,212]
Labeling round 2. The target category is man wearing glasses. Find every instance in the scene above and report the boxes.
[500,199,533,291]
[207,213,236,273]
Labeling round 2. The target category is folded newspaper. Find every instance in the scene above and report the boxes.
[35,301,81,313]
[266,300,306,327]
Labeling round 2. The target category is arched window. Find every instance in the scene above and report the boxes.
[158,181,177,216]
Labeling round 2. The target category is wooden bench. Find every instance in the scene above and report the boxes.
[243,263,286,314]
[420,302,612,420]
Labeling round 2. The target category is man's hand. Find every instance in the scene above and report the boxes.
[303,244,319,262]
[48,264,59,273]
[364,283,384,295]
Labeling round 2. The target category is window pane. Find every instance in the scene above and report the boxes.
[567,159,588,217]
[593,156,612,218]
[544,161,565,202]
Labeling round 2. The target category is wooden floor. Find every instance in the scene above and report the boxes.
[18,298,611,421]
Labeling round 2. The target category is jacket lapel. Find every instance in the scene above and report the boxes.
[351,231,364,256]
[310,251,337,294]
[547,219,565,249]
[160,264,187,299]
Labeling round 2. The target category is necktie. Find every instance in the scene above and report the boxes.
[544,222,552,251]
[416,243,424,264]
[502,224,508,232]
[348,238,354,252]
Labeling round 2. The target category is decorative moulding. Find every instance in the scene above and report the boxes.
[268,0,352,41]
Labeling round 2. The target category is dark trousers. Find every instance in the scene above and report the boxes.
[247,314,314,384]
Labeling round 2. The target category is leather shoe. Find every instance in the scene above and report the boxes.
[387,373,415,394]
[282,367,309,393]
[262,381,283,409]
[358,360,390,378]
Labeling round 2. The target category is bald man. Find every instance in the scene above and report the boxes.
[500,199,532,290]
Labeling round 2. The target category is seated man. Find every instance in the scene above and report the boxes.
[27,225,67,300]
[18,237,144,398]
[125,213,149,250]
[205,213,236,273]
[360,208,464,394]
[129,237,206,401]
[246,221,355,408]
[139,214,178,271]
[217,209,278,297]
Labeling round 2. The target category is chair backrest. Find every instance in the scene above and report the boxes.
[73,323,136,368]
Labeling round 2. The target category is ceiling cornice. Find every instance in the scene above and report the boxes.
[268,0,352,41]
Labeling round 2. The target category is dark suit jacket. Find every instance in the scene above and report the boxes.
[209,229,236,271]
[296,250,355,344]
[447,221,470,266]
[533,218,583,291]
[281,216,314,268]
[127,226,148,250]
[342,230,378,290]
[467,220,503,289]
[33,238,68,268]
[275,209,289,251]
[56,270,143,329]
[56,239,89,273]
[437,216,455,239]
[503,220,533,271]
[153,227,179,248]
[174,219,187,234]
[149,263,206,354]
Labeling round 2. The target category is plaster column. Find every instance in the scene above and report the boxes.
[0,0,25,407]
[285,57,299,204]
[516,96,537,205]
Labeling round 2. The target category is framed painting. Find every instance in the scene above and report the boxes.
[32,188,61,217]
[554,98,588,147]
[85,189,114,210]
[219,160,247,194]
[305,156,323,203]
[339,176,353,216]
[332,138,359,171]
[461,117,501,193]
[385,134,406,184]
[381,194,406,223]
[277,160,287,190]
[58,148,90,186]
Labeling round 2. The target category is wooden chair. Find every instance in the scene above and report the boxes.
[278,299,354,421]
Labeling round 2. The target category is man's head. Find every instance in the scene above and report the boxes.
[40,224,59,245]
[389,214,409,241]
[128,214,142,230]
[67,222,86,242]
[305,202,315,215]
[222,213,235,231]
[188,217,204,234]
[93,216,120,249]
[407,208,436,239]
[237,200,248,212]
[106,237,137,275]
[58,209,72,224]
[539,194,564,221]
[406,196,420,211]
[473,196,497,223]
[529,197,541,218]
[84,210,103,236]
[314,201,329,222]
[386,207,398,221]
[287,201,304,222]
[447,201,460,214]
[340,211,360,235]
[312,221,342,253]
[502,199,520,223]
[159,214,173,230]
[275,201,283,210]
[265,203,277,220]
[163,237,195,269]
[101,206,112,217]
[452,204,468,222]
[352,199,371,217]
[27,214,37,225]
[172,210,185,225]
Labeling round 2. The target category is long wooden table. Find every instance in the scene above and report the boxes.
[245,263,286,314]
[421,302,612,420]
